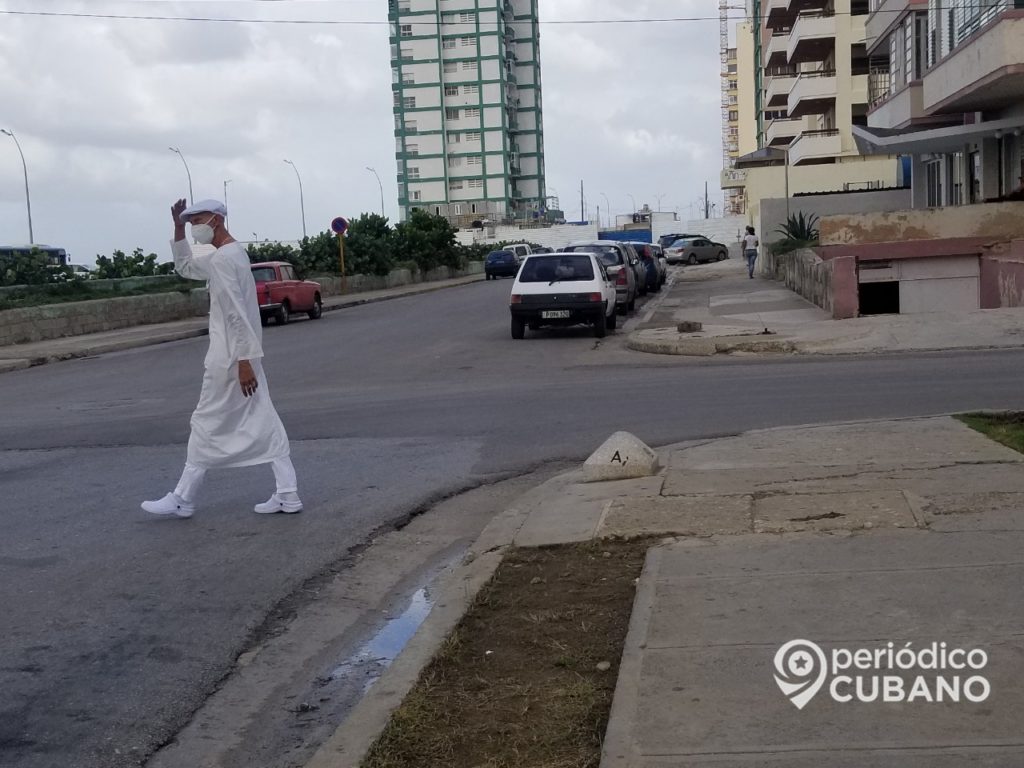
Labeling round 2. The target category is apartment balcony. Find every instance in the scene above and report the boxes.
[765,29,790,67]
[865,0,913,53]
[766,0,794,26]
[869,81,926,130]
[721,168,748,189]
[851,73,869,106]
[922,15,1024,114]
[788,128,841,165]
[765,71,797,107]
[766,117,803,146]
[788,11,836,65]
[788,70,838,117]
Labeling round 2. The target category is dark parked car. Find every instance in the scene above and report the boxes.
[485,250,519,279]
[658,232,711,249]
[563,241,639,314]
[628,242,664,292]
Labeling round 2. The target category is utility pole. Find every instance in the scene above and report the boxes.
[1,129,33,243]
[283,159,307,240]
[704,180,710,219]
[223,179,232,230]
[580,180,585,223]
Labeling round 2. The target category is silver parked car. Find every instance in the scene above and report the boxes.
[664,237,730,265]
[563,241,639,314]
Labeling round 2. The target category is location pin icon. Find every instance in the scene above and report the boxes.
[774,639,828,710]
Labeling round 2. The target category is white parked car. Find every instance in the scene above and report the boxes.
[508,252,617,339]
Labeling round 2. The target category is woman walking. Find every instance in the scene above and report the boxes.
[743,226,759,279]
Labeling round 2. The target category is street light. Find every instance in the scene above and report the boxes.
[223,179,232,230]
[1,129,33,243]
[600,192,611,227]
[654,193,666,211]
[366,166,385,217]
[283,159,307,240]
[627,193,637,213]
[168,146,193,204]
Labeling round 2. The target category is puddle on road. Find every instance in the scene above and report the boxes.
[328,584,435,694]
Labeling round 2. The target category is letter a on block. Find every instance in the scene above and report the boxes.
[583,431,661,483]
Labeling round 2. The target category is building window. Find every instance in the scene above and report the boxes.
[400,24,413,37]
[466,107,481,118]
[393,92,400,107]
[467,155,482,165]
[447,131,461,143]
[403,73,415,84]
[469,178,484,188]
[728,110,738,121]
[449,180,464,191]
[444,62,457,73]
[435,206,442,215]
[460,37,474,47]
[403,96,416,109]
[449,156,463,167]
[460,12,474,23]
[949,152,964,206]
[728,63,737,73]
[445,85,459,96]
[728,80,737,90]
[446,107,460,119]
[408,166,420,180]
[411,190,421,201]
[462,61,476,71]
[443,38,456,49]
[405,120,417,133]
[406,143,419,155]
[464,84,479,95]
[466,130,481,142]
[926,159,943,207]
[400,45,414,61]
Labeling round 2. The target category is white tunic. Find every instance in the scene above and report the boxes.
[172,239,290,469]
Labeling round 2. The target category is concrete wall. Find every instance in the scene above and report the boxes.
[681,215,748,246]
[0,290,210,347]
[981,240,1024,309]
[820,201,1024,245]
[760,188,912,247]
[760,247,834,315]
[455,222,600,249]
[0,261,485,348]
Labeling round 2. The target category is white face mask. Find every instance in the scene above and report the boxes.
[191,217,217,245]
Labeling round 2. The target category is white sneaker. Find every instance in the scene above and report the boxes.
[141,492,194,519]
[254,493,303,515]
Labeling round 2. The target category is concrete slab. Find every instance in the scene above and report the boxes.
[514,496,610,547]
[753,491,918,533]
[602,530,1024,767]
[0,358,30,373]
[598,495,752,538]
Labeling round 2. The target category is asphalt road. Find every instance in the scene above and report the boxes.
[4,276,1024,767]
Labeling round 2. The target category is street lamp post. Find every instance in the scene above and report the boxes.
[283,159,307,240]
[168,146,193,204]
[627,193,637,213]
[600,192,611,228]
[223,179,232,230]
[1,129,33,243]
[366,166,385,217]
[654,193,666,211]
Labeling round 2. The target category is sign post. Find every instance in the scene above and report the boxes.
[331,216,349,293]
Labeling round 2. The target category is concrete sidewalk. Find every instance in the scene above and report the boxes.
[308,415,1024,767]
[0,273,484,374]
[507,416,1024,766]
[631,259,1024,356]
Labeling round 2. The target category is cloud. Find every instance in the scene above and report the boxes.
[0,0,729,260]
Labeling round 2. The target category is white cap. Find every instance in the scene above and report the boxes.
[179,199,227,223]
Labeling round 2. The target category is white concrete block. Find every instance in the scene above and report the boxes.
[583,431,661,483]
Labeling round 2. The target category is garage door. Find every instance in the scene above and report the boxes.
[898,256,980,314]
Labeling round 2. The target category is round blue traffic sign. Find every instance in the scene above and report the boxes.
[331,216,349,235]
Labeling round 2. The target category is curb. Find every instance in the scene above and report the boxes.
[627,332,796,356]
[303,468,580,768]
[0,275,486,376]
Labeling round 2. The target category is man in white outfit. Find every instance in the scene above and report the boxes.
[142,198,302,518]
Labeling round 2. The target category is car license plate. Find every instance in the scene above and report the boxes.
[541,310,571,319]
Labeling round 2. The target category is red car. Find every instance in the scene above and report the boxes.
[250,261,323,325]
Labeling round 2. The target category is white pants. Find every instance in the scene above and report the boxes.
[173,456,298,503]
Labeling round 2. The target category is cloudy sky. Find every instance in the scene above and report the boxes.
[0,0,729,265]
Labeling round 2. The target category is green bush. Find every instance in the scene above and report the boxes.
[776,212,820,243]
[393,210,463,272]
[94,248,170,279]
[343,213,394,277]
[0,248,62,286]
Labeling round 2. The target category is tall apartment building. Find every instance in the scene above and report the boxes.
[389,0,546,226]
[855,0,1024,208]
[723,0,901,225]
[722,47,744,214]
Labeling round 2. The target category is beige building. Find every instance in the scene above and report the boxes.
[723,0,901,229]
[855,0,1024,208]
[722,48,744,215]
